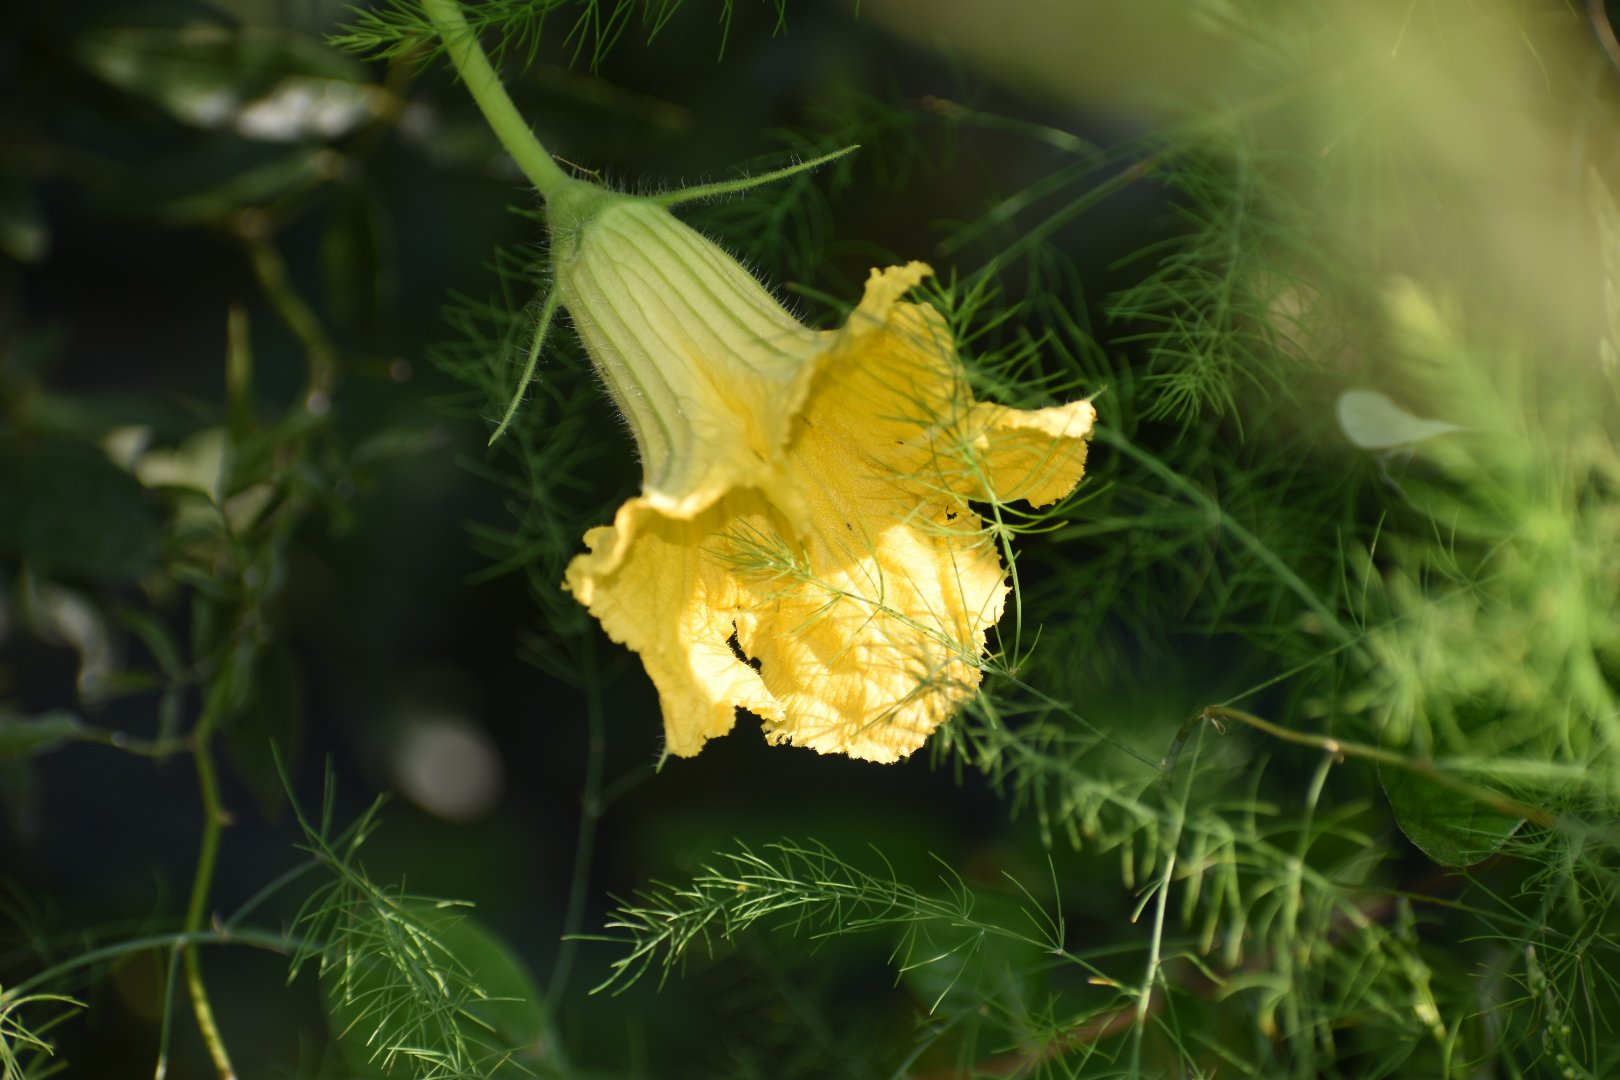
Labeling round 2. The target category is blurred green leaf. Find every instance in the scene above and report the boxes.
[118,606,185,679]
[352,424,451,466]
[226,640,303,815]
[222,409,320,497]
[189,591,229,663]
[141,146,334,225]
[75,25,370,139]
[1380,763,1523,868]
[1589,168,1620,403]
[71,23,375,225]
[0,711,84,759]
[0,436,162,583]
[0,174,48,263]
[24,390,197,445]
[225,304,257,439]
[896,886,1045,1014]
[430,908,551,1068]
[395,111,506,174]
[324,901,551,1077]
[323,181,389,334]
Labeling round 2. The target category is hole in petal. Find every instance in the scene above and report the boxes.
[727,625,763,673]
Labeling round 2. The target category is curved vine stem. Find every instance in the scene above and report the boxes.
[421,0,572,199]
[1163,704,1556,830]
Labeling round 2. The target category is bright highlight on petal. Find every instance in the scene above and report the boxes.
[555,192,1094,762]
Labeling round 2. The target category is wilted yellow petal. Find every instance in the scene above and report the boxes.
[566,496,787,757]
[556,202,1096,763]
[964,399,1097,508]
[733,266,1012,761]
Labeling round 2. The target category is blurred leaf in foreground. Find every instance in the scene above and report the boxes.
[1379,761,1523,867]
[0,436,162,584]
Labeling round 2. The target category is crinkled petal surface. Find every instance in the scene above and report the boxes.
[564,262,1095,762]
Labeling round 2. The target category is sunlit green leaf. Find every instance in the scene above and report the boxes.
[1336,388,1461,450]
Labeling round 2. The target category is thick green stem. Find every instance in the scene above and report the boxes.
[422,0,571,198]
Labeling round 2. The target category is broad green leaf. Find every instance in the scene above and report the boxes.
[430,908,551,1067]
[1380,762,1523,868]
[0,436,162,583]
[324,902,551,1077]
[0,711,84,759]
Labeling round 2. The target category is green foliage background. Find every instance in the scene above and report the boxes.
[3,1,1619,1077]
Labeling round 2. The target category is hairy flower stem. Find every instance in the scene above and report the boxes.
[422,0,571,198]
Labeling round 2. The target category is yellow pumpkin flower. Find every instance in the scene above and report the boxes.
[551,186,1095,762]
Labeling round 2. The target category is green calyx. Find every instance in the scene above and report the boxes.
[486,149,858,448]
[542,143,860,246]
[423,0,860,448]
[543,180,625,257]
